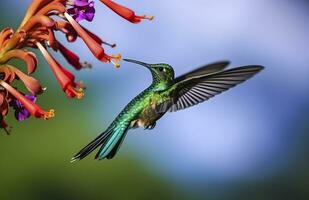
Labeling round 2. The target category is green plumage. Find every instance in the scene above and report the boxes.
[72,59,264,161]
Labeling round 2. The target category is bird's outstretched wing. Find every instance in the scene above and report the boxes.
[156,65,264,113]
[174,61,230,83]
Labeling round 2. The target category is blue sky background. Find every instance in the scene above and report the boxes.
[1,0,309,198]
[80,0,309,183]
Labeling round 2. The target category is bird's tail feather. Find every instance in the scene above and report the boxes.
[105,132,127,159]
[71,127,114,162]
[71,124,129,162]
[95,126,129,160]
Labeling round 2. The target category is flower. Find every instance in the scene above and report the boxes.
[0,91,10,134]
[64,12,121,67]
[0,0,153,132]
[57,41,83,70]
[0,80,54,120]
[100,0,154,23]
[10,94,36,121]
[67,0,96,22]
[37,42,84,99]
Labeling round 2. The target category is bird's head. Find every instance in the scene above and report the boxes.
[123,59,175,84]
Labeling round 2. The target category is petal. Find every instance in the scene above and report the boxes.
[75,13,87,22]
[25,95,36,102]
[36,1,66,16]
[67,7,76,15]
[0,80,55,120]
[64,84,85,99]
[83,28,115,47]
[37,42,84,99]
[55,21,78,43]
[8,66,44,95]
[82,27,103,45]
[85,8,95,21]
[64,12,121,67]
[57,41,82,70]
[47,28,57,50]
[0,65,16,83]
[0,93,9,116]
[20,0,55,27]
[21,15,55,32]
[99,0,154,23]
[0,50,37,74]
[15,109,31,121]
[0,28,14,49]
[74,0,92,7]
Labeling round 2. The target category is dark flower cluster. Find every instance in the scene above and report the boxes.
[0,0,153,133]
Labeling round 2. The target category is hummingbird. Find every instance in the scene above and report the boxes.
[72,59,264,161]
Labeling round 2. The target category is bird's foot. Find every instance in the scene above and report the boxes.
[144,122,156,130]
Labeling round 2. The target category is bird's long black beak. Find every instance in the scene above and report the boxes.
[123,59,150,68]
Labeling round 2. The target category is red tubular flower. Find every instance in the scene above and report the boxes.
[57,41,82,70]
[8,65,44,95]
[37,42,84,99]
[0,49,37,74]
[64,12,121,67]
[21,15,55,33]
[54,21,78,43]
[0,0,153,132]
[0,64,44,95]
[0,80,54,120]
[83,27,116,48]
[100,0,154,23]
[19,0,57,27]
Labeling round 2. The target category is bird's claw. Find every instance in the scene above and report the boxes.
[144,122,156,130]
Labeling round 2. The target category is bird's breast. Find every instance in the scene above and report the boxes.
[130,97,163,129]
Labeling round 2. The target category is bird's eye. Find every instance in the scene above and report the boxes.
[158,67,164,72]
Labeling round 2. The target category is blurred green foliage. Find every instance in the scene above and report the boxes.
[0,90,185,200]
[0,13,184,200]
[0,6,183,199]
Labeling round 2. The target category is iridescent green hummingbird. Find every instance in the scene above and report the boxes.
[72,59,263,161]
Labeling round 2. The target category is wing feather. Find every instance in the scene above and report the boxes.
[165,65,264,112]
[174,61,230,83]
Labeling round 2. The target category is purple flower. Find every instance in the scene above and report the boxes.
[10,95,36,121]
[67,0,96,22]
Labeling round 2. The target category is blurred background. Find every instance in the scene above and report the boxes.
[0,0,309,199]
